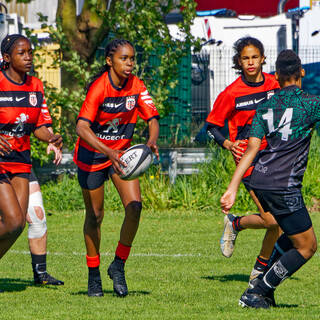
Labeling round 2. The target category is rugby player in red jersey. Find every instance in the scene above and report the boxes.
[74,39,159,297]
[206,37,281,285]
[0,34,62,290]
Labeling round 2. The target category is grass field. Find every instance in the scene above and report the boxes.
[1,209,319,320]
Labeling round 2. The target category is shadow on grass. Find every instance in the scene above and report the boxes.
[0,278,50,292]
[73,290,151,297]
[202,273,248,283]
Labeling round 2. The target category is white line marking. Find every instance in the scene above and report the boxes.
[9,250,203,258]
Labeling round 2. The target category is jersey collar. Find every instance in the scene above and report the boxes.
[2,70,27,86]
[108,71,129,91]
[241,73,265,87]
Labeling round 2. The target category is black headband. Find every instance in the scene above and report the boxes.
[1,34,28,56]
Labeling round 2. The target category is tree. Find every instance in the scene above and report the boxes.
[11,0,200,160]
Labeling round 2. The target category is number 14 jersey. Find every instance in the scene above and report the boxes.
[249,85,320,190]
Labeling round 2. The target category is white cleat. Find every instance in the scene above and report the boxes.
[220,214,238,258]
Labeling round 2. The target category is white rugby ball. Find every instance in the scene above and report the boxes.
[119,144,153,180]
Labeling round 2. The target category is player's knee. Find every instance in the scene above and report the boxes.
[27,191,47,239]
[86,209,104,228]
[6,215,26,238]
[125,201,142,223]
[262,217,278,229]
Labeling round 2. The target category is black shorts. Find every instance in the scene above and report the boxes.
[0,172,30,183]
[77,166,115,190]
[253,188,312,235]
[29,168,38,183]
[253,188,305,215]
[273,207,312,235]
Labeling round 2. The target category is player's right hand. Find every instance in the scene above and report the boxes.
[0,135,12,156]
[220,189,236,214]
[107,149,126,175]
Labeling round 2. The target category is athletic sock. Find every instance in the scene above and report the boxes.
[86,254,100,268]
[232,216,244,232]
[267,233,293,269]
[252,248,307,296]
[31,253,47,275]
[115,241,131,262]
[254,256,269,273]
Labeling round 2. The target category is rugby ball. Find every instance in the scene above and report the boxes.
[119,144,153,180]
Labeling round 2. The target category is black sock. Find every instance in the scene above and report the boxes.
[267,233,293,270]
[232,216,244,232]
[88,266,100,278]
[31,253,47,274]
[252,248,307,296]
[254,256,269,273]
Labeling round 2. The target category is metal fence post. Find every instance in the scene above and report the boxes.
[168,150,177,184]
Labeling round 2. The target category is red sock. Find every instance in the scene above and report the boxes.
[86,254,100,268]
[115,241,131,262]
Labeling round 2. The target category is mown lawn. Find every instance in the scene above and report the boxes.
[1,209,319,319]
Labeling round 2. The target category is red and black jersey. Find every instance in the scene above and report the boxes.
[206,73,279,177]
[0,71,52,174]
[74,72,160,172]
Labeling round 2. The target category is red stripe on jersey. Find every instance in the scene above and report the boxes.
[74,72,159,172]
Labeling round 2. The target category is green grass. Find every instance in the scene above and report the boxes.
[1,209,320,319]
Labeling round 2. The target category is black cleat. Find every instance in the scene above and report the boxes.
[107,259,128,297]
[88,272,103,297]
[239,289,273,309]
[248,276,276,307]
[34,272,64,285]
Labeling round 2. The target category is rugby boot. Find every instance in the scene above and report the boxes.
[220,214,238,258]
[239,289,273,309]
[88,270,103,297]
[34,271,64,285]
[107,259,128,297]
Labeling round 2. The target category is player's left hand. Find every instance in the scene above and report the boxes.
[49,134,63,150]
[47,143,62,166]
[147,140,159,160]
[220,189,236,214]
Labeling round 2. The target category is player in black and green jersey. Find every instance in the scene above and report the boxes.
[220,49,319,309]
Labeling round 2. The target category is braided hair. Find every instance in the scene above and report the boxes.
[276,49,302,83]
[86,39,134,91]
[232,37,266,74]
[0,34,29,70]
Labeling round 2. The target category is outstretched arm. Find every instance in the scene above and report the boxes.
[220,137,261,214]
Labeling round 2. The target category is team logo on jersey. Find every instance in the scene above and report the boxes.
[267,90,275,100]
[125,96,136,110]
[29,92,38,107]
[13,113,29,133]
[104,118,121,134]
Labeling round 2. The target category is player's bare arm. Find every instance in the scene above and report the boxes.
[146,118,159,159]
[34,126,62,150]
[221,137,261,213]
[0,135,12,156]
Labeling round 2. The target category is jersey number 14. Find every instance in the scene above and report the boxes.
[262,108,293,141]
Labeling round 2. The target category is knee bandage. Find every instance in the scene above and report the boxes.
[27,191,47,239]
